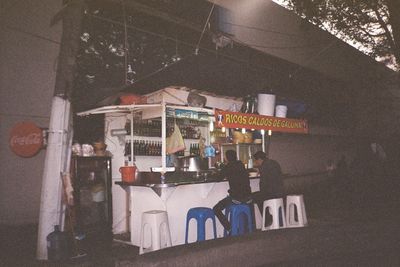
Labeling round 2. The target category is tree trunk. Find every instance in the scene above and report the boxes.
[387,0,400,67]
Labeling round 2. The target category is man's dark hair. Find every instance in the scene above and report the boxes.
[253,151,267,160]
[225,150,237,162]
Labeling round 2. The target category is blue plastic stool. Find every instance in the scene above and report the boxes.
[224,204,254,236]
[185,207,217,243]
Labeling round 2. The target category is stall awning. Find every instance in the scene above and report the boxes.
[76,104,163,116]
[77,103,214,117]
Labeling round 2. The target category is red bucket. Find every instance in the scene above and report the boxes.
[120,166,136,183]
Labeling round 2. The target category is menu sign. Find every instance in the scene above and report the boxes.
[215,110,308,134]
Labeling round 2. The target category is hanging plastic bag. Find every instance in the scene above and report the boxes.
[166,123,185,154]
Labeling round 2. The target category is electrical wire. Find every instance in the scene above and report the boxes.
[195,3,215,55]
[86,13,277,73]
[289,39,339,79]
[0,112,50,119]
[225,22,303,37]
[85,11,370,86]
[4,25,61,45]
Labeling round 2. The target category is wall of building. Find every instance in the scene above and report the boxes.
[0,0,61,224]
[212,0,399,137]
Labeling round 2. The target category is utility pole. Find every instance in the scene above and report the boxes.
[37,0,84,260]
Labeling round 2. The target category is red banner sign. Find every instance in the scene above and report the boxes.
[9,121,43,157]
[215,110,308,134]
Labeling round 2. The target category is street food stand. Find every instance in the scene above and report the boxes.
[77,87,308,246]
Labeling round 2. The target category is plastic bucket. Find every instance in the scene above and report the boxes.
[120,166,136,183]
[275,105,288,118]
[257,94,276,116]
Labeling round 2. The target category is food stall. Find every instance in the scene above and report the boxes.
[77,87,308,247]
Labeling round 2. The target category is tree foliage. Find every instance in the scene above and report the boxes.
[281,0,400,69]
[73,1,195,110]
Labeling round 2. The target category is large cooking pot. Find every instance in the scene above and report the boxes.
[175,156,202,172]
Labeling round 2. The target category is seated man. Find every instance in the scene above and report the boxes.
[252,151,285,214]
[213,150,252,233]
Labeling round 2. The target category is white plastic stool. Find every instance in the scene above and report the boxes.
[262,198,286,230]
[286,195,308,227]
[139,210,172,254]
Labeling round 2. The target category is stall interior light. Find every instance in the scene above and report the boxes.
[268,130,272,136]
[221,126,226,133]
[241,128,246,134]
[260,129,265,135]
[209,121,214,132]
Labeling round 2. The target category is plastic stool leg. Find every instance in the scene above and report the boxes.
[153,224,161,251]
[246,210,253,233]
[139,223,146,254]
[185,217,191,244]
[197,217,206,242]
[212,216,217,239]
[160,222,172,248]
[140,223,153,254]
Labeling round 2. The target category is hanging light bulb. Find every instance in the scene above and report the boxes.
[241,128,246,134]
[260,129,265,135]
[268,130,272,136]
[222,127,226,133]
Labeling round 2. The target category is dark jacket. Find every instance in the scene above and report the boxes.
[220,160,251,201]
[259,158,284,199]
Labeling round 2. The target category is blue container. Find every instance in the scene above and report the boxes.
[46,225,70,261]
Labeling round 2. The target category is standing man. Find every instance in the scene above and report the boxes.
[213,150,252,233]
[252,151,285,213]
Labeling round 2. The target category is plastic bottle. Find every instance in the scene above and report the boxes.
[248,157,254,169]
[46,225,70,261]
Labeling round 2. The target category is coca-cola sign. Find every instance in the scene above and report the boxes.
[9,122,43,157]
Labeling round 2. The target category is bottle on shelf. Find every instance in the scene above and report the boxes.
[125,120,131,135]
[248,155,254,169]
[124,141,131,161]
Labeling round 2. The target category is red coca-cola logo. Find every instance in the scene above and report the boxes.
[9,122,43,157]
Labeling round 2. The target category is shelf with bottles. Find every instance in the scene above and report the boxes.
[125,140,162,157]
[124,138,202,158]
[167,117,208,140]
[125,135,201,142]
[125,119,162,137]
[170,142,202,158]
[124,117,207,140]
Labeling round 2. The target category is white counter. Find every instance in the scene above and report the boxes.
[125,178,262,246]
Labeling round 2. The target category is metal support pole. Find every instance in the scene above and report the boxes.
[266,132,271,157]
[130,112,134,164]
[161,101,167,172]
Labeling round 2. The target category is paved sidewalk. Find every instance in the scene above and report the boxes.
[1,179,399,266]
